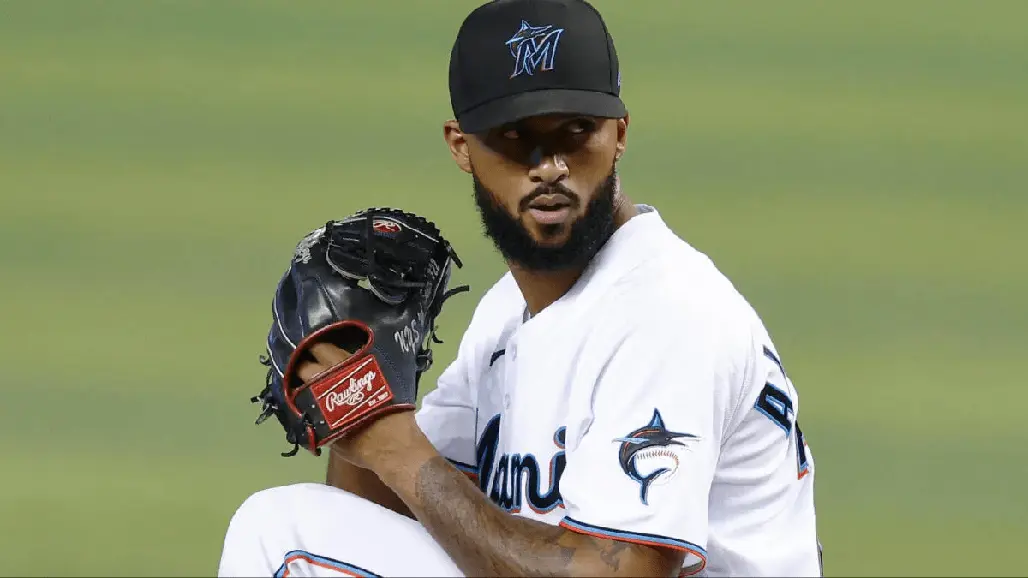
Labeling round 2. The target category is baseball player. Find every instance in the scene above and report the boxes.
[218,0,822,576]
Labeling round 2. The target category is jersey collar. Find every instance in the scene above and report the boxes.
[518,204,666,325]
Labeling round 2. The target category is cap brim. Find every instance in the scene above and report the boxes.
[458,89,627,134]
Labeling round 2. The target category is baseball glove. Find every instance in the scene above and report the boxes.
[251,208,469,457]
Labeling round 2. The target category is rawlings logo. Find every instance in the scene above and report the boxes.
[373,219,402,235]
[324,371,376,412]
[311,356,394,428]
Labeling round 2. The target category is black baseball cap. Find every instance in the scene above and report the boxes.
[449,0,626,134]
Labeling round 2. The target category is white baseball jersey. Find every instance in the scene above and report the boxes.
[218,205,821,577]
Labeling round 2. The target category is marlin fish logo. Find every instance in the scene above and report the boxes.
[505,20,564,78]
[613,409,698,505]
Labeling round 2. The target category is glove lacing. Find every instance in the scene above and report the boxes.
[252,356,310,457]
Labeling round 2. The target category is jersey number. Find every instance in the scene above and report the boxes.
[755,347,810,479]
[755,348,819,575]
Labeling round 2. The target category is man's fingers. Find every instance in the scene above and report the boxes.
[295,343,354,384]
[296,360,328,383]
[310,342,354,366]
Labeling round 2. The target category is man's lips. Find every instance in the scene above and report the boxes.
[528,206,572,225]
[527,193,573,210]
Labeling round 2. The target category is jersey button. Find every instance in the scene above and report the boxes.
[504,394,511,409]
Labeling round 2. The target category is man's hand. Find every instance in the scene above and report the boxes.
[297,342,686,577]
[295,342,413,467]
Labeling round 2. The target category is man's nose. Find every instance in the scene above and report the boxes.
[527,147,570,184]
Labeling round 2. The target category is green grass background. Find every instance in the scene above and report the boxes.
[1,1,1026,575]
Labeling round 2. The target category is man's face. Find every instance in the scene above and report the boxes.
[466,114,625,271]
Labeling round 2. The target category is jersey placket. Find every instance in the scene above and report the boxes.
[500,333,519,425]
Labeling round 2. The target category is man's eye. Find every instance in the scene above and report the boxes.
[567,120,596,134]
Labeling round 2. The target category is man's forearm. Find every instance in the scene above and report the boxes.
[410,454,647,577]
[325,446,415,519]
[363,417,674,577]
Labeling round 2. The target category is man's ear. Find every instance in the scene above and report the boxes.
[443,120,473,174]
[614,114,629,162]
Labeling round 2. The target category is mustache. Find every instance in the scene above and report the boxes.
[518,183,581,212]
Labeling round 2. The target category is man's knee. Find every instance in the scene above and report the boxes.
[220,483,462,578]
[221,483,375,576]
[230,483,363,529]
[220,484,317,576]
[229,482,416,537]
[231,483,304,522]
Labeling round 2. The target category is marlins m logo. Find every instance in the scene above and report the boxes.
[505,20,564,78]
[613,409,699,505]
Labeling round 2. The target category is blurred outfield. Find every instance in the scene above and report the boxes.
[1,1,1026,576]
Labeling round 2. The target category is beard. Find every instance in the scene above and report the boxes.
[472,167,618,272]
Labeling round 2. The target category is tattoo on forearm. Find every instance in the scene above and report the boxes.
[600,540,632,572]
[411,456,669,577]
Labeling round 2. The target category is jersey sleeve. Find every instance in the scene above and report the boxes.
[415,334,479,479]
[558,310,735,575]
